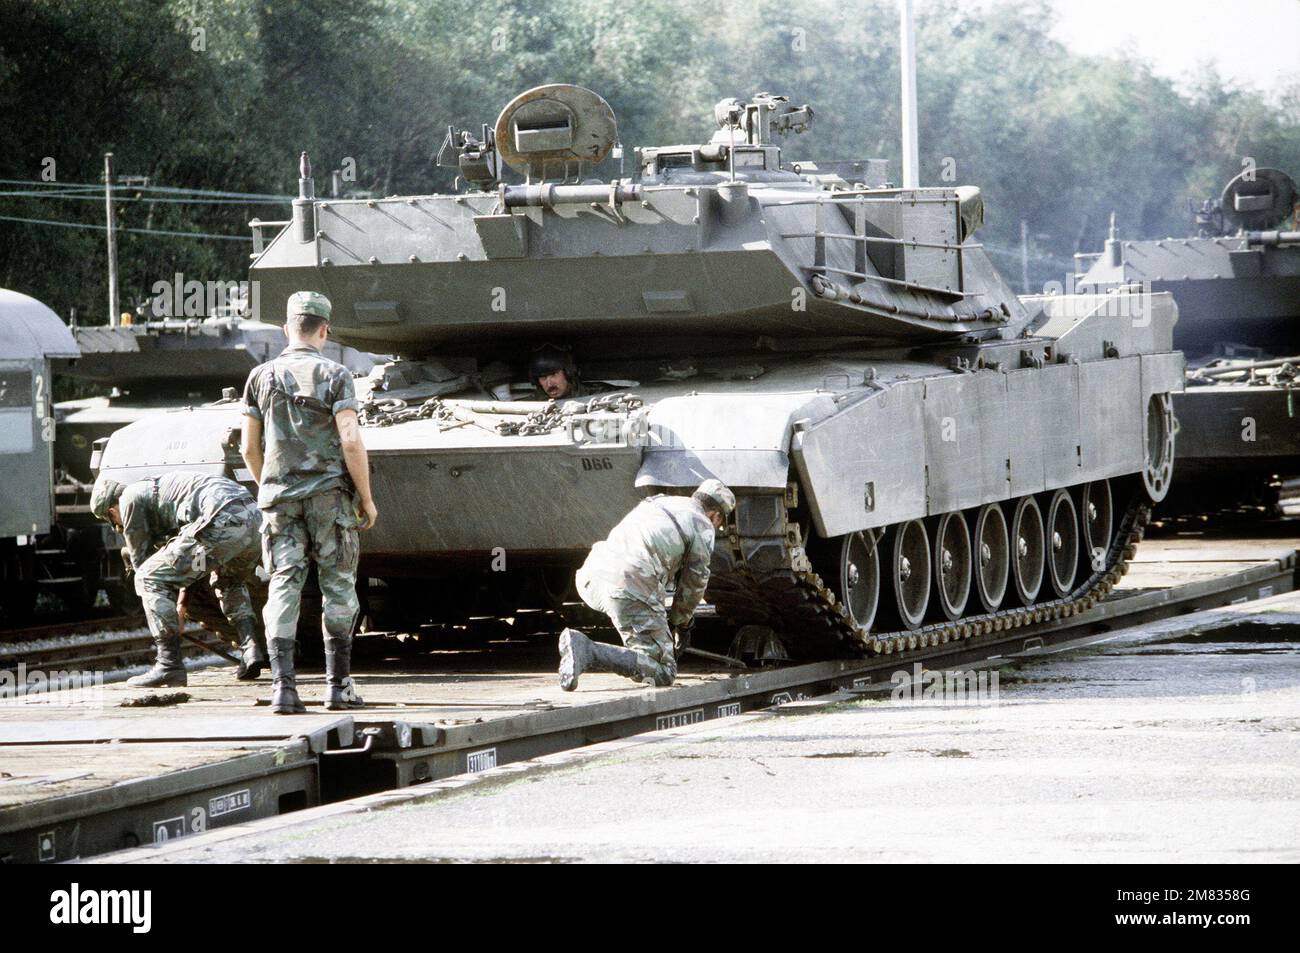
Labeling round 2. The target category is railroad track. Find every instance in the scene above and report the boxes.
[0,629,224,677]
[1,631,155,673]
[0,614,142,644]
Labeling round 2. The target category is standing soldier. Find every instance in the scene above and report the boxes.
[241,291,379,714]
[89,471,267,687]
[559,479,735,690]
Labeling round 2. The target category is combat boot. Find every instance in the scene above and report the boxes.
[323,638,364,711]
[267,638,305,714]
[127,635,187,688]
[558,628,652,690]
[234,617,268,681]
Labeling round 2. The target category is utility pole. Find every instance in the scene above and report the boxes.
[104,152,120,327]
[1020,219,1031,294]
[899,0,920,189]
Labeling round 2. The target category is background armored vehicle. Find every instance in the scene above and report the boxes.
[0,302,380,623]
[56,311,378,486]
[0,289,79,623]
[51,313,378,615]
[97,85,1183,658]
[1075,168,1299,516]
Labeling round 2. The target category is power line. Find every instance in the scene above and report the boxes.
[0,189,289,204]
[0,213,253,242]
[0,182,104,194]
[984,243,1076,271]
[0,177,293,201]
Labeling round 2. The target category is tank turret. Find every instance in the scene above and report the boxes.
[250,85,1025,358]
[1075,168,1299,349]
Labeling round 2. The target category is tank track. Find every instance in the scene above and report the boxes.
[707,487,1152,659]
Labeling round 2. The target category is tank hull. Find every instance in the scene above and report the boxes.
[96,290,1182,647]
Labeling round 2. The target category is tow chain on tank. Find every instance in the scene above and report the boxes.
[496,403,563,436]
[496,393,645,436]
[708,489,1152,660]
[361,392,646,435]
[585,393,645,414]
[360,397,455,428]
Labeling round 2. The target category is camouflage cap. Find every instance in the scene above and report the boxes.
[89,477,126,521]
[694,478,736,515]
[286,291,332,322]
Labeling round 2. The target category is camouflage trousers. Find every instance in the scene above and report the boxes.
[577,571,676,687]
[261,487,360,646]
[135,499,262,642]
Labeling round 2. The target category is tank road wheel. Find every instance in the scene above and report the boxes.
[1046,489,1080,597]
[931,512,972,622]
[1143,393,1175,502]
[1010,496,1045,606]
[1080,479,1113,573]
[834,531,881,631]
[972,503,1010,613]
[888,519,931,631]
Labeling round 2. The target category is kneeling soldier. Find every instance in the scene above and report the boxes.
[90,472,267,687]
[559,479,735,690]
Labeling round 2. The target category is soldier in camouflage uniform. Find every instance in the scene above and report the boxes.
[241,291,379,714]
[559,479,735,690]
[89,471,266,688]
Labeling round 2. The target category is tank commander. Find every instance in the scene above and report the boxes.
[559,479,735,690]
[241,290,379,715]
[528,343,588,401]
[89,472,267,688]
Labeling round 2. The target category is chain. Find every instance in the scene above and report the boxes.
[497,402,564,436]
[496,393,646,436]
[360,397,457,428]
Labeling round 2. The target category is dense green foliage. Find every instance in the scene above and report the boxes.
[2,0,1298,322]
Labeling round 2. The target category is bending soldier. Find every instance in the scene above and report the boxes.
[559,479,735,690]
[241,291,379,715]
[89,471,267,687]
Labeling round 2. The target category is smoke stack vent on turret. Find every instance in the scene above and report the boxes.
[293,152,316,244]
[1106,211,1122,267]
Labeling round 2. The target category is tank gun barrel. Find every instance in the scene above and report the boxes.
[502,182,641,209]
[1244,230,1300,247]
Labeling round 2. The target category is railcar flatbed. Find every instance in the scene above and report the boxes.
[0,532,1295,863]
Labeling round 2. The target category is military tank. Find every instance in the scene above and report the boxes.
[1075,167,1299,517]
[96,85,1183,658]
